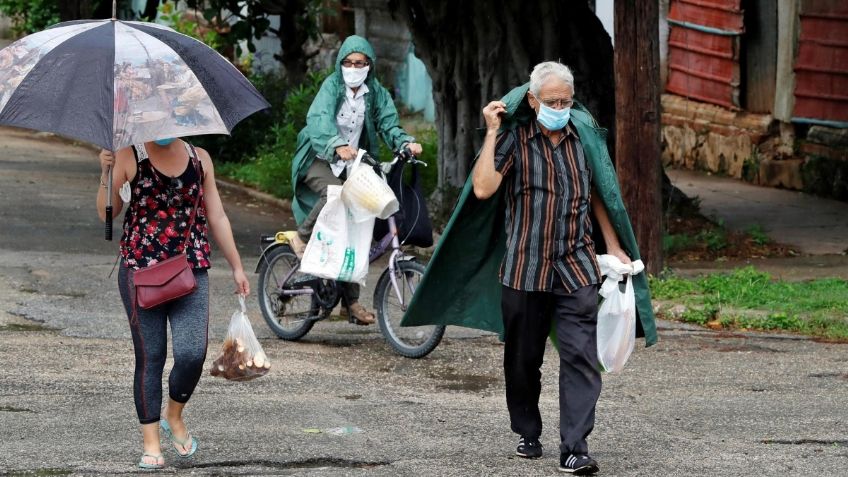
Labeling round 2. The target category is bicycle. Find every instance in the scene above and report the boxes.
[255,148,445,358]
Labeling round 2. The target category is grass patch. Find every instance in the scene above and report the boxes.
[652,267,848,340]
[745,224,771,246]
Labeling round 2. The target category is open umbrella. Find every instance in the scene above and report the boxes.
[0,3,269,239]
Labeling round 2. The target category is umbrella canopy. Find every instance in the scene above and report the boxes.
[0,18,269,151]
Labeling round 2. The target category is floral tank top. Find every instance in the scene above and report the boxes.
[120,142,211,270]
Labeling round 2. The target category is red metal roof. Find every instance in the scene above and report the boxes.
[793,0,848,123]
[666,0,744,110]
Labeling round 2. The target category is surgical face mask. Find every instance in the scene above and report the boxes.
[536,102,571,131]
[154,137,176,146]
[341,65,370,88]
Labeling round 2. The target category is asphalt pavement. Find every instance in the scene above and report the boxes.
[0,127,846,476]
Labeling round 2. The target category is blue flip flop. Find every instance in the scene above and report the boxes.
[138,452,164,470]
[160,419,198,458]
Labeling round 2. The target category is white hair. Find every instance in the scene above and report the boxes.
[529,62,574,96]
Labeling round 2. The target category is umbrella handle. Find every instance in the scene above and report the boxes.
[105,165,113,241]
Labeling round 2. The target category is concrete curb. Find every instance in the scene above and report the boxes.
[215,177,292,212]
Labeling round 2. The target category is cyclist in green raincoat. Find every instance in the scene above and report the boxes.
[290,35,421,324]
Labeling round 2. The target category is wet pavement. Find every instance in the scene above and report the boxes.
[0,128,847,476]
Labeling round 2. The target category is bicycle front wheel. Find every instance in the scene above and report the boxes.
[257,245,316,340]
[375,260,445,358]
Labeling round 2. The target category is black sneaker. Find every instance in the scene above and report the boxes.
[559,453,599,474]
[515,436,543,458]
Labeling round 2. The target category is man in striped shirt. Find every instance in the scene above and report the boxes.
[473,61,630,475]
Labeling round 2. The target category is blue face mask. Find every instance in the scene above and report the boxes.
[154,138,176,146]
[536,103,571,131]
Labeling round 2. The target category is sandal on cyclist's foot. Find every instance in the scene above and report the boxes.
[340,303,375,325]
[289,234,307,260]
[138,452,164,470]
[160,419,198,458]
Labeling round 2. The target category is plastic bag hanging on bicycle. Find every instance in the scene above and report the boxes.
[300,185,374,285]
[340,149,398,222]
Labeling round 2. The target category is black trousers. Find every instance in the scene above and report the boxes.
[502,282,601,455]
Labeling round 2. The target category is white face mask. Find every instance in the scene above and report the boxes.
[341,65,370,88]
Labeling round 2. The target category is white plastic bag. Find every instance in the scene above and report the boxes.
[210,295,270,381]
[300,185,373,285]
[596,255,645,373]
[341,149,398,222]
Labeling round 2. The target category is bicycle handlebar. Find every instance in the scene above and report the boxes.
[332,147,427,168]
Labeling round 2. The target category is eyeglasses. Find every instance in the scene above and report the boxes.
[341,60,370,68]
[538,97,574,109]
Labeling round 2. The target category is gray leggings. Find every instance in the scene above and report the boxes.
[118,266,209,424]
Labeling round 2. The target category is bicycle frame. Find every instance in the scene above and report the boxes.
[271,214,413,308]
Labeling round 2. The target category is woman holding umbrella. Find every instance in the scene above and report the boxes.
[96,138,250,469]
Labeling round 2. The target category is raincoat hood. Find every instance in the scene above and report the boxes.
[335,35,377,82]
[289,35,414,225]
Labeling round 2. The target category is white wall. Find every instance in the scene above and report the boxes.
[596,0,615,45]
[592,1,670,86]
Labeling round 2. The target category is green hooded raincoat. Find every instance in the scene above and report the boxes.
[401,83,658,347]
[291,35,415,225]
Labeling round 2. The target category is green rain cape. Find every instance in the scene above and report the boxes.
[401,83,658,347]
[291,35,415,225]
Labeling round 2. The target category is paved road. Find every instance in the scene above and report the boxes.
[1,128,846,476]
[667,168,848,255]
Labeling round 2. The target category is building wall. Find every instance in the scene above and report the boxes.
[661,0,847,200]
[792,0,848,124]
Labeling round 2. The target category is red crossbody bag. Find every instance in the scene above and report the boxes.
[132,149,203,310]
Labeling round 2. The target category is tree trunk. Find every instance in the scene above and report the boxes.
[59,0,96,21]
[614,0,663,274]
[395,0,615,202]
[142,0,162,20]
[249,0,314,85]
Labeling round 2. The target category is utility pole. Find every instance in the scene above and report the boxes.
[614,0,664,275]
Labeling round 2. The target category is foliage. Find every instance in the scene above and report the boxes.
[376,119,439,198]
[662,233,695,256]
[651,267,848,340]
[193,70,290,163]
[156,1,221,50]
[214,69,329,198]
[696,227,728,252]
[745,224,770,246]
[184,0,329,59]
[0,0,59,36]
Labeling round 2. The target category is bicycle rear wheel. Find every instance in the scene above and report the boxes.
[257,245,316,340]
[375,260,445,358]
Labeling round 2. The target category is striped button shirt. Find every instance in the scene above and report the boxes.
[494,120,601,292]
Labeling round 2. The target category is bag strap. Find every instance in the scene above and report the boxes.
[180,145,203,251]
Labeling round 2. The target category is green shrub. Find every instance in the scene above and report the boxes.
[663,233,695,255]
[0,0,58,36]
[745,224,771,245]
[376,123,439,197]
[696,228,729,252]
[193,70,292,163]
[213,69,328,197]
